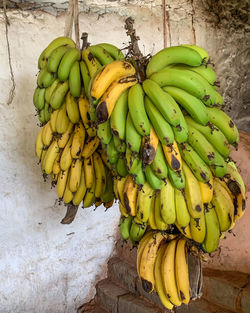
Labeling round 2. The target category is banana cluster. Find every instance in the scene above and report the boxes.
[137,232,192,309]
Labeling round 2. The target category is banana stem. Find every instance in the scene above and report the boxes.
[81,32,89,51]
[61,203,79,224]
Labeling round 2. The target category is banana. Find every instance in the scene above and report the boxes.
[142,125,159,166]
[100,169,114,204]
[125,148,141,175]
[146,45,203,77]
[113,135,126,153]
[178,142,211,183]
[123,175,138,216]
[73,166,87,205]
[234,191,246,222]
[206,107,239,145]
[190,214,206,243]
[185,116,230,159]
[128,83,151,136]
[175,188,190,228]
[82,136,100,158]
[126,113,142,154]
[34,87,46,110]
[58,48,81,82]
[40,36,75,61]
[57,169,69,198]
[145,165,162,190]
[88,45,114,65]
[120,216,133,240]
[97,120,112,145]
[71,122,85,159]
[137,231,154,275]
[50,109,59,133]
[167,163,186,190]
[97,43,125,60]
[182,161,204,218]
[65,91,80,124]
[38,109,46,125]
[35,127,44,160]
[134,182,155,224]
[163,86,209,125]
[129,221,147,243]
[93,152,106,198]
[224,161,245,194]
[96,75,138,123]
[139,231,165,293]
[160,178,176,224]
[143,79,181,126]
[119,202,129,217]
[40,148,47,172]
[45,79,60,104]
[42,121,53,147]
[60,133,73,171]
[78,95,96,137]
[182,44,209,63]
[199,172,214,204]
[43,140,60,175]
[83,174,96,208]
[162,140,182,172]
[106,137,120,165]
[37,67,56,88]
[69,158,82,192]
[175,238,190,304]
[116,156,128,177]
[212,178,234,231]
[187,123,227,178]
[202,203,221,253]
[151,68,216,106]
[47,45,70,73]
[44,102,52,123]
[82,47,102,77]
[144,96,174,145]
[63,171,74,204]
[154,191,168,230]
[50,80,69,110]
[110,89,128,141]
[50,172,58,186]
[83,155,94,189]
[58,122,74,149]
[52,153,61,175]
[91,61,136,100]
[79,61,91,98]
[134,164,146,186]
[116,176,127,207]
[38,48,47,69]
[154,244,174,310]
[69,61,81,98]
[161,239,182,306]
[148,197,158,230]
[104,198,114,209]
[150,143,168,179]
[175,222,192,240]
[56,102,70,134]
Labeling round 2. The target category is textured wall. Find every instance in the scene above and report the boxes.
[0,1,249,312]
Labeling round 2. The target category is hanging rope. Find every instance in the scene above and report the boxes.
[3,0,16,106]
[64,0,74,38]
[73,0,80,49]
[162,0,167,48]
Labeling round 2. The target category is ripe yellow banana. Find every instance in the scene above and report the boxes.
[83,155,94,189]
[35,127,44,159]
[57,169,69,198]
[116,176,127,207]
[154,191,168,230]
[63,172,74,204]
[65,92,80,124]
[71,122,85,159]
[190,214,206,243]
[123,175,138,216]
[137,231,154,275]
[58,122,74,149]
[56,102,70,134]
[43,140,60,175]
[52,153,61,175]
[83,173,96,208]
[162,140,182,172]
[142,125,159,166]
[175,188,190,228]
[78,95,96,137]
[73,167,87,206]
[160,178,176,225]
[81,136,100,158]
[148,197,158,230]
[69,158,82,192]
[199,169,214,204]
[50,109,59,133]
[175,221,193,240]
[93,152,106,198]
[60,133,73,171]
[119,202,129,217]
[134,182,155,224]
[42,121,53,147]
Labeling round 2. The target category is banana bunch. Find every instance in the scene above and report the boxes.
[137,232,194,309]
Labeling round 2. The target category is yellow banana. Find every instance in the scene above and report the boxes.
[137,231,154,275]
[57,122,74,149]
[71,122,85,159]
[52,153,61,175]
[35,127,44,159]
[78,95,96,137]
[81,136,100,158]
[56,102,70,134]
[83,155,94,189]
[116,176,127,207]
[234,192,246,222]
[175,221,193,240]
[93,152,106,198]
[50,109,59,133]
[175,188,190,228]
[134,182,155,224]
[119,202,129,217]
[42,121,53,147]
[148,197,158,230]
[63,172,74,204]
[123,175,138,216]
[40,149,47,173]
[69,158,82,192]
[162,140,182,171]
[142,124,159,166]
[160,178,176,224]
[199,170,214,204]
[60,133,73,171]
[43,140,60,175]
[57,169,69,198]
[83,174,96,208]
[73,167,87,206]
[154,191,168,230]
[65,91,80,124]
[161,239,182,306]
[190,214,206,243]
[175,238,190,304]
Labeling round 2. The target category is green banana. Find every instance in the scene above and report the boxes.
[58,48,81,81]
[97,43,125,60]
[113,135,126,153]
[144,96,174,145]
[97,120,112,145]
[202,203,221,253]
[44,102,51,122]
[47,45,70,73]
[79,61,91,98]
[125,148,141,175]
[134,164,146,186]
[106,136,120,164]
[187,124,227,178]
[82,47,102,77]
[37,68,56,88]
[175,188,190,228]
[33,87,45,110]
[150,143,168,179]
[167,164,186,189]
[110,90,128,140]
[38,48,47,69]
[38,109,46,124]
[206,107,239,146]
[128,84,151,136]
[129,221,147,242]
[162,86,209,125]
[41,36,75,60]
[143,79,181,126]
[178,142,211,183]
[182,44,209,63]
[116,156,129,177]
[160,178,176,224]
[146,45,203,77]
[50,80,69,110]
[45,79,60,104]
[145,165,163,190]
[100,169,114,203]
[150,68,216,106]
[69,61,81,98]
[88,45,114,65]
[126,113,142,154]
[185,116,230,159]
[120,215,133,240]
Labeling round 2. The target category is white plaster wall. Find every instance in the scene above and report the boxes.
[0,1,249,312]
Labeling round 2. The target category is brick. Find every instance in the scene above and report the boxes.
[241,283,250,313]
[202,269,250,311]
[176,298,235,313]
[118,293,164,313]
[108,257,138,294]
[95,279,128,313]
